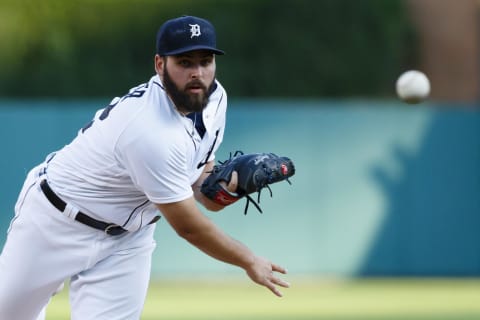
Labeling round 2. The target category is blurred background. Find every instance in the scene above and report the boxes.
[1,0,480,318]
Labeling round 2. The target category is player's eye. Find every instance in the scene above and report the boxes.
[200,58,213,67]
[178,60,192,67]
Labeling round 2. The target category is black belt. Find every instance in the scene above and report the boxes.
[40,179,129,236]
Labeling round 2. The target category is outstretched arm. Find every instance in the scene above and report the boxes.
[155,197,289,297]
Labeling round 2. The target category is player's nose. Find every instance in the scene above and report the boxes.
[189,64,203,79]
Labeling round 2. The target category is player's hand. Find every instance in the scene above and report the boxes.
[245,256,290,297]
[201,171,238,211]
[220,170,238,193]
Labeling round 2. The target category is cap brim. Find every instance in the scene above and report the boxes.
[162,45,225,56]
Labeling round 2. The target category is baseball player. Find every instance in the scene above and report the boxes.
[0,15,289,320]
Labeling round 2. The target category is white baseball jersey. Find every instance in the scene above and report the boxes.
[46,74,227,231]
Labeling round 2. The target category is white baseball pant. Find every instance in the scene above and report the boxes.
[0,165,157,320]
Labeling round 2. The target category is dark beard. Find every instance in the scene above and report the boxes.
[163,66,213,114]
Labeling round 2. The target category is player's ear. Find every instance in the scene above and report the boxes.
[154,54,165,75]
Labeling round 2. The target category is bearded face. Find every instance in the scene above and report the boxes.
[162,61,215,114]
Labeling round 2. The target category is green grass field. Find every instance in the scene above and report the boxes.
[45,278,480,320]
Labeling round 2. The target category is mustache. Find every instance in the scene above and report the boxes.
[185,80,207,91]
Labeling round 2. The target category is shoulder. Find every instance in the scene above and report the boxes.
[117,75,166,108]
[204,79,228,116]
[211,79,227,102]
[112,77,182,144]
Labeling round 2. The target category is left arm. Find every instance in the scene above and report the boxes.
[192,160,237,211]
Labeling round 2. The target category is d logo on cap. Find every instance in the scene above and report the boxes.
[189,24,201,38]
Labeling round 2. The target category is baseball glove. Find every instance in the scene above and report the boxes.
[201,151,295,214]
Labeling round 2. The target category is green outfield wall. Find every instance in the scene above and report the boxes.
[1,100,479,277]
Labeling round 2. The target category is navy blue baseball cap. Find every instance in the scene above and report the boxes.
[156,15,225,56]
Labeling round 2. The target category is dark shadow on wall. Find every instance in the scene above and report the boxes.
[359,107,480,276]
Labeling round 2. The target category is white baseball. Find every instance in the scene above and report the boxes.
[395,70,431,104]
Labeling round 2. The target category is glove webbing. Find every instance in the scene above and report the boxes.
[244,194,261,214]
[243,179,293,215]
[244,188,268,215]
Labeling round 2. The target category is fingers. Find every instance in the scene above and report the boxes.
[226,171,238,193]
[264,263,290,297]
[272,263,287,274]
[265,275,290,297]
[271,263,290,288]
[246,257,290,297]
[272,275,290,288]
[218,171,238,194]
[269,284,284,297]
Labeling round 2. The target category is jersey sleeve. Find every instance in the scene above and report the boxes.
[115,123,193,204]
